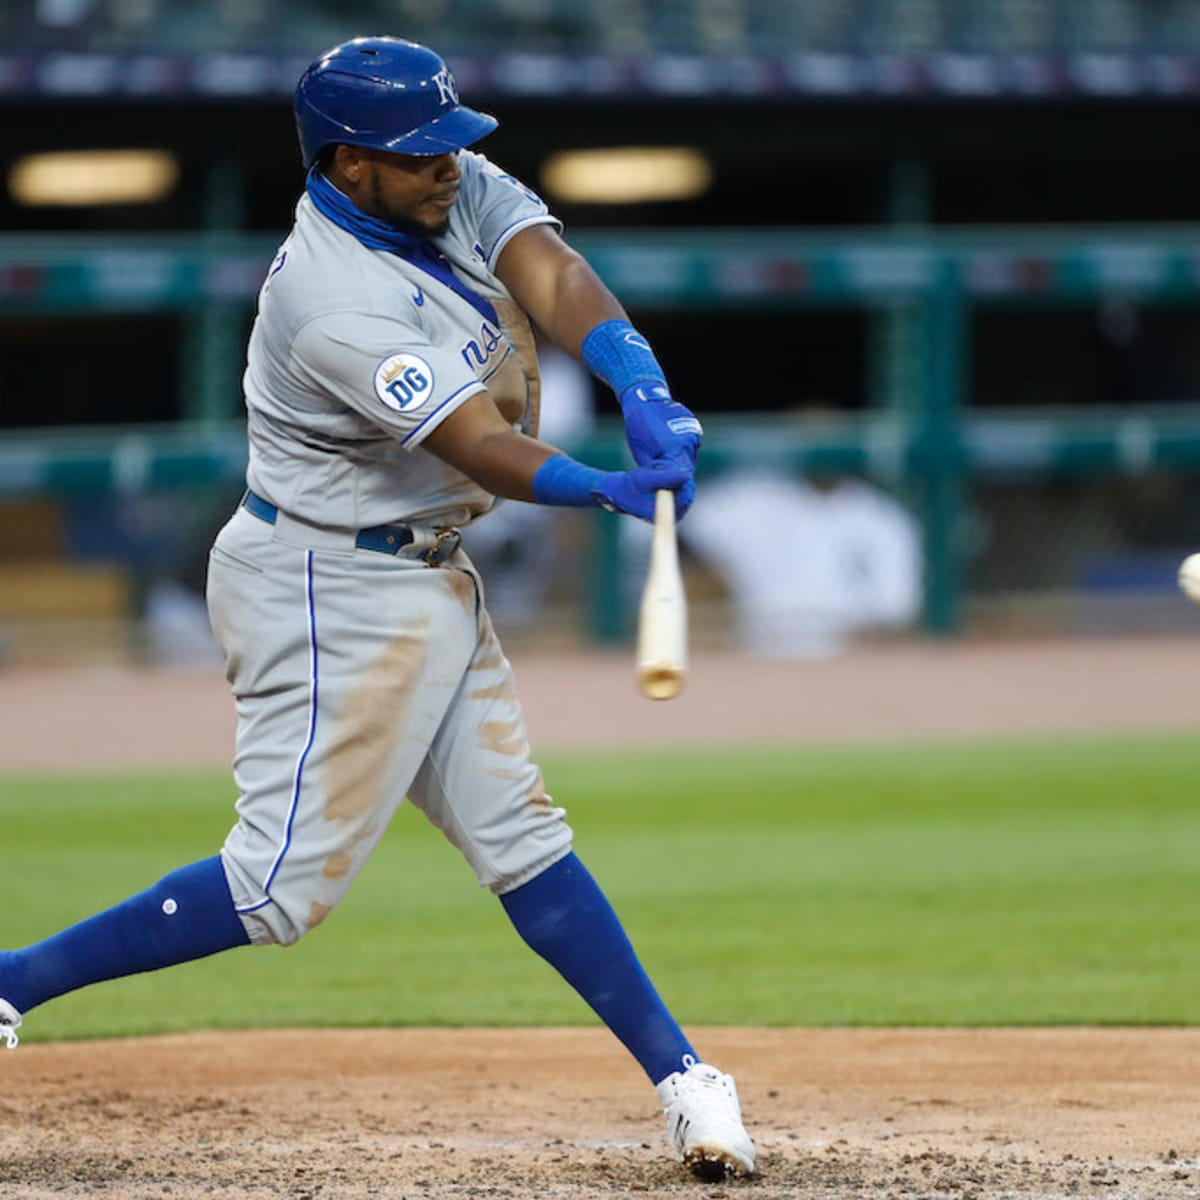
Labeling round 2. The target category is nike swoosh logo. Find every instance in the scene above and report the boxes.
[413,289,425,306]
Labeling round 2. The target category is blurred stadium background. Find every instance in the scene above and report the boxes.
[3,0,1200,667]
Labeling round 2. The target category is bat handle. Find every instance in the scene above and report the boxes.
[653,487,675,538]
[636,489,688,701]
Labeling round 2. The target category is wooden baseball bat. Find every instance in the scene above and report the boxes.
[636,489,688,700]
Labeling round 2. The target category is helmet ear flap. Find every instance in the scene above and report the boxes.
[294,36,498,167]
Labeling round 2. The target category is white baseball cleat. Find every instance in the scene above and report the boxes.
[656,1055,756,1179]
[0,997,21,1050]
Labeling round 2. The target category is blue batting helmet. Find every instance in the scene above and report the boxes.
[294,37,498,167]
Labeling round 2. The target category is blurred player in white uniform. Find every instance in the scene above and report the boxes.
[685,469,921,659]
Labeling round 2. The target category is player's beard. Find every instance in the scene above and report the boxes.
[368,175,451,239]
[398,212,451,238]
[384,206,451,239]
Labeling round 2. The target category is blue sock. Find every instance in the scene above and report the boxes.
[0,856,250,1014]
[500,852,695,1084]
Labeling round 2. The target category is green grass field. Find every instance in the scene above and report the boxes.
[0,734,1197,1040]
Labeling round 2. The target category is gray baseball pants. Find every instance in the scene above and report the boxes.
[205,503,573,947]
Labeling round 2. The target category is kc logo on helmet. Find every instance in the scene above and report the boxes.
[374,353,434,413]
[432,68,459,106]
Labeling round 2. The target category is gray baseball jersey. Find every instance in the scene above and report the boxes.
[208,153,574,947]
[245,149,560,529]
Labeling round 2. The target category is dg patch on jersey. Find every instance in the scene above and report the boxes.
[374,352,435,413]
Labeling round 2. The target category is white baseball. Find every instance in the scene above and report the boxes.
[1178,554,1200,604]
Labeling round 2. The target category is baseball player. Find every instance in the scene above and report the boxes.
[0,37,754,1181]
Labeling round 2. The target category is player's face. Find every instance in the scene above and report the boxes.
[357,149,463,237]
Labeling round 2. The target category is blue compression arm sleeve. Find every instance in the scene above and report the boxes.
[580,319,667,396]
[531,453,607,507]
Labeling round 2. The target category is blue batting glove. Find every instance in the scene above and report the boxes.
[618,382,703,472]
[592,461,694,523]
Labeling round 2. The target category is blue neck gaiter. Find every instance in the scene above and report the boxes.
[305,165,498,326]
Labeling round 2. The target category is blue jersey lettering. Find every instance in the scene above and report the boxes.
[461,319,504,372]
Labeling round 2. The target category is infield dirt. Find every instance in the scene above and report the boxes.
[2,1027,1198,1199]
[1,636,1198,1197]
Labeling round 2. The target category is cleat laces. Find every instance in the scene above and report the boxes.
[656,1055,755,1176]
[0,999,22,1050]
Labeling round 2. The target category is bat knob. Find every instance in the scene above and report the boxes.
[637,664,685,701]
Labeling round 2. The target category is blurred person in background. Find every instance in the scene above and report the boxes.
[683,460,922,659]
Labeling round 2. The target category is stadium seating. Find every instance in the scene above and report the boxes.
[5,0,1200,56]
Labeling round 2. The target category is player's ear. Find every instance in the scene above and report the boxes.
[333,143,364,182]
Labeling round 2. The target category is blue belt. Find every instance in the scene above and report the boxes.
[241,490,461,565]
